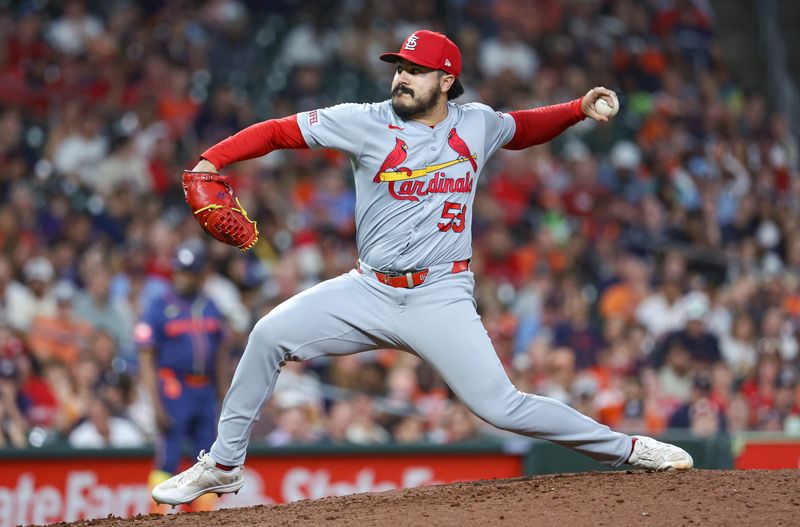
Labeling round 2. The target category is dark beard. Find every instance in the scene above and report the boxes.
[391,85,441,120]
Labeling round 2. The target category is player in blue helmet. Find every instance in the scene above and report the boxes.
[137,240,229,511]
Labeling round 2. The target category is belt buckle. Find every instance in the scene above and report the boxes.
[376,268,425,288]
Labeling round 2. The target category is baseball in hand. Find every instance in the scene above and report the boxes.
[595,94,619,117]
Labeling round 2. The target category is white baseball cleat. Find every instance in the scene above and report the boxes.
[627,435,694,471]
[152,451,244,506]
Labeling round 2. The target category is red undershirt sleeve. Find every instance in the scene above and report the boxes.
[503,97,586,151]
[200,114,308,169]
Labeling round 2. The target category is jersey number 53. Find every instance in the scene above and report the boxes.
[438,201,468,233]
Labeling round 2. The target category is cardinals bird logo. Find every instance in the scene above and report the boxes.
[374,138,412,182]
[447,128,478,172]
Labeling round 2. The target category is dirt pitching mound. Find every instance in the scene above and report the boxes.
[49,469,798,527]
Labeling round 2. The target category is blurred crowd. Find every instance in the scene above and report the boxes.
[0,0,798,450]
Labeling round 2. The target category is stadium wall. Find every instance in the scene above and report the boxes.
[0,435,785,526]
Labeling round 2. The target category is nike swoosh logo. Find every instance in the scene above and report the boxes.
[388,124,404,130]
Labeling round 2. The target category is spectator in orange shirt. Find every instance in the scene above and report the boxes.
[27,282,93,366]
[157,68,199,137]
[599,252,650,321]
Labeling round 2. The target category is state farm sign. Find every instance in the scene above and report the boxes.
[217,465,455,508]
[282,466,438,501]
[0,472,149,526]
[0,451,522,525]
[734,441,800,469]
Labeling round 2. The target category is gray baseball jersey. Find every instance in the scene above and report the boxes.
[208,100,632,472]
[296,101,516,270]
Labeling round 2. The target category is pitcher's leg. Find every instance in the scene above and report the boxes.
[210,272,394,466]
[404,286,631,466]
[192,386,218,460]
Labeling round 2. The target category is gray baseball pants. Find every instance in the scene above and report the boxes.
[210,263,632,467]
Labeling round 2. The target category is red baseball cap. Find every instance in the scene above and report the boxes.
[380,30,462,78]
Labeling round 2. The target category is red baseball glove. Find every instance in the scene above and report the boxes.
[182,171,259,251]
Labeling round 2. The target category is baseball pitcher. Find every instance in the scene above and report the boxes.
[154,30,692,507]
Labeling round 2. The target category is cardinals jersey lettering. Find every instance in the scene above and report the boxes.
[297,101,516,270]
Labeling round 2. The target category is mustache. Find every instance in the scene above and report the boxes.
[392,86,414,97]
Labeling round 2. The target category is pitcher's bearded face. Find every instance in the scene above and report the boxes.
[390,61,443,120]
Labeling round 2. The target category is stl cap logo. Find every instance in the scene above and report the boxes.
[404,34,419,50]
